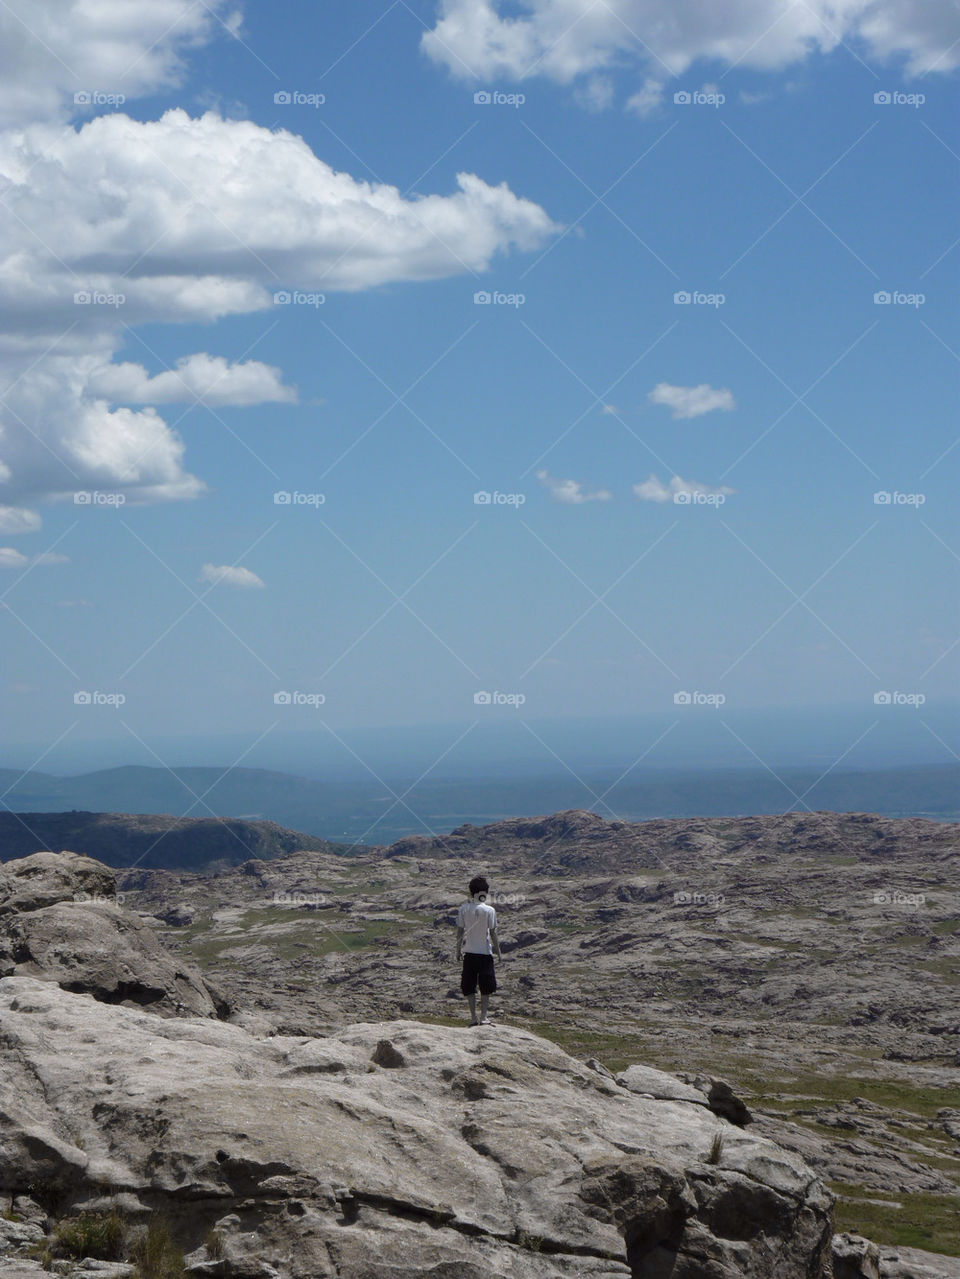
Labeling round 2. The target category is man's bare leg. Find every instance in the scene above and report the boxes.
[479,993,491,1024]
[467,993,478,1025]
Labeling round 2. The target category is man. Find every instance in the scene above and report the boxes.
[455,875,501,1026]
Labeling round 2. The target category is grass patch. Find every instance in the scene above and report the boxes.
[54,1209,126,1260]
[829,1183,960,1256]
[130,1218,185,1279]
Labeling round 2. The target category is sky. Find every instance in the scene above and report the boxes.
[0,0,958,784]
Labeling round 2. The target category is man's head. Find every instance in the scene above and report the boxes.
[468,875,489,901]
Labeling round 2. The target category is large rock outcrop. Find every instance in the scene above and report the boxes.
[0,976,834,1278]
[0,851,226,1018]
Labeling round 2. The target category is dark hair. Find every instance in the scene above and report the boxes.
[469,875,489,897]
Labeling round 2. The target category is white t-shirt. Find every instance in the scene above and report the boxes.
[457,898,497,955]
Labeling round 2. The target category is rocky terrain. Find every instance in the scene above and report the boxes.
[0,809,957,1276]
[0,811,344,870]
[115,809,960,1264]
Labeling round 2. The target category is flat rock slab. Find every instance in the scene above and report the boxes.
[0,976,833,1279]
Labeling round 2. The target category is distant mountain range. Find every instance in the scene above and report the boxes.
[0,759,957,848]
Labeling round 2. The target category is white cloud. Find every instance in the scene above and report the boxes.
[424,1,960,91]
[536,469,612,503]
[633,473,735,502]
[0,0,231,127]
[625,79,666,117]
[648,382,735,419]
[87,354,297,407]
[0,546,67,567]
[0,505,42,533]
[0,85,557,522]
[199,562,265,588]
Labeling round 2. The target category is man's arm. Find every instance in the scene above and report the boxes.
[456,925,464,961]
[489,926,502,960]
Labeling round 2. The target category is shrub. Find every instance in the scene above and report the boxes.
[54,1208,127,1259]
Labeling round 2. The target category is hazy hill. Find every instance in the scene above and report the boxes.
[0,810,348,870]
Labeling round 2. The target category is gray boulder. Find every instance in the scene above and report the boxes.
[0,851,226,1018]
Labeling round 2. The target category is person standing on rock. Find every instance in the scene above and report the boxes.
[456,875,501,1026]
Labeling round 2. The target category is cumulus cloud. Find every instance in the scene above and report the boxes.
[0,0,231,127]
[87,354,297,407]
[199,562,265,588]
[648,382,735,419]
[423,0,960,90]
[0,505,42,534]
[0,32,557,526]
[633,473,735,502]
[537,469,612,503]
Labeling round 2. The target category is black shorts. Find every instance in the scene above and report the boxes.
[461,952,497,996]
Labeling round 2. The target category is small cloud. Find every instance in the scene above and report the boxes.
[199,562,265,589]
[0,547,67,568]
[739,89,772,105]
[601,403,620,415]
[0,506,41,534]
[536,469,612,504]
[56,599,93,608]
[648,382,735,419]
[626,79,664,117]
[576,75,614,112]
[633,474,735,502]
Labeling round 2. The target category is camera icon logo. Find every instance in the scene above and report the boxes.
[273,290,291,304]
[74,90,92,105]
[673,691,692,704]
[673,491,692,504]
[474,91,491,104]
[473,290,491,304]
[874,91,891,105]
[874,691,892,704]
[474,491,491,504]
[473,691,492,704]
[273,491,292,504]
[74,491,91,504]
[274,691,292,704]
[74,691,92,704]
[74,291,91,304]
[274,91,292,104]
[873,491,891,504]
[673,91,691,104]
[673,290,691,304]
[873,290,891,304]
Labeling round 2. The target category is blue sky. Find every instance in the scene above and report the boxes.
[0,0,957,780]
